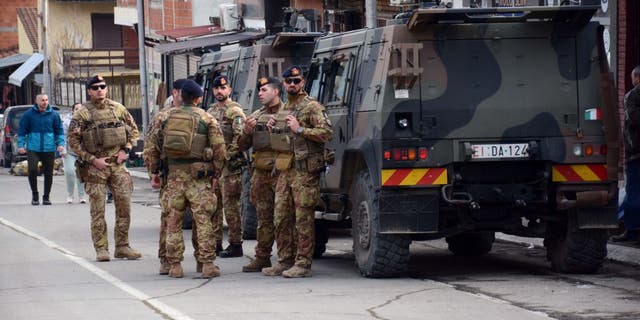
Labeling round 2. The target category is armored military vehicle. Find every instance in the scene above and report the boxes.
[309,4,619,277]
[197,32,320,238]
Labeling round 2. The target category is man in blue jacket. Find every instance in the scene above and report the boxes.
[17,94,65,205]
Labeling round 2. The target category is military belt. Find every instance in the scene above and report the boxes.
[167,158,203,165]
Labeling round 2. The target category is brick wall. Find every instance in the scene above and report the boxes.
[146,0,193,34]
[0,0,37,51]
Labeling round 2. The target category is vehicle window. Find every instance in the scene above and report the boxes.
[307,62,324,100]
[328,59,352,104]
[11,111,26,131]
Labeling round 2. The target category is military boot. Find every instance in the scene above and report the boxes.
[220,242,243,258]
[262,262,293,276]
[196,262,203,273]
[31,192,39,206]
[168,263,184,278]
[201,263,221,278]
[159,259,170,275]
[96,248,110,262]
[282,265,312,278]
[114,246,142,259]
[215,241,223,256]
[42,194,51,205]
[242,257,271,272]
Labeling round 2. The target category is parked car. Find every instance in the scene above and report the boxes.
[1,105,33,168]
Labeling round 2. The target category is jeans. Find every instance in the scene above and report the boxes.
[63,153,85,198]
[623,158,640,231]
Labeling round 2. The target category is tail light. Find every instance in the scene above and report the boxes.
[4,125,9,143]
[384,147,428,161]
[584,145,594,156]
[600,144,607,155]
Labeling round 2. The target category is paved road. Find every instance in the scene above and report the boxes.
[1,168,639,319]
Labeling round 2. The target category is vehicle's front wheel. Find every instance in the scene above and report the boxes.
[351,170,410,278]
[3,150,11,168]
[544,212,608,274]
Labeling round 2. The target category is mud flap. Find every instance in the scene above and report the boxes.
[576,206,618,229]
[378,190,439,233]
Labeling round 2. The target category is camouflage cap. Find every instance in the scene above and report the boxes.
[257,77,281,88]
[86,75,106,87]
[181,79,204,97]
[282,65,304,78]
[172,78,187,90]
[212,75,230,87]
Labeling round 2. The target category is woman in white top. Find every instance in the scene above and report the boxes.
[63,103,86,203]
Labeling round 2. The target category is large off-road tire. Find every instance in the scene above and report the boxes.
[351,170,410,278]
[314,220,329,258]
[446,232,495,256]
[241,167,257,240]
[544,213,608,274]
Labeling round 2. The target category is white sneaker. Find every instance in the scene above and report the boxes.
[79,197,87,204]
[66,196,73,204]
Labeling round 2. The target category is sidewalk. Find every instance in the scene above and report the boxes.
[127,166,640,267]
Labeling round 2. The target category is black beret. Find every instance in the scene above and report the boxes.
[86,75,106,87]
[181,80,204,97]
[257,77,280,88]
[172,78,187,90]
[282,65,303,78]
[212,75,230,87]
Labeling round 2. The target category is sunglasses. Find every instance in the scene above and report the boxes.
[90,84,107,90]
[284,78,303,85]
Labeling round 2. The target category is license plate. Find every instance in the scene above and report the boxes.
[471,143,529,159]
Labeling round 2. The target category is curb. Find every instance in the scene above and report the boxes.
[128,167,639,266]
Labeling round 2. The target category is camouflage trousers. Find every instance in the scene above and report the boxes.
[162,169,217,264]
[213,168,243,244]
[250,168,278,259]
[274,169,296,265]
[157,186,168,260]
[84,164,133,251]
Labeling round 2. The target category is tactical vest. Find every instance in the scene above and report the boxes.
[270,110,294,152]
[252,112,272,151]
[162,107,209,160]
[212,102,241,145]
[292,98,325,161]
[82,104,128,154]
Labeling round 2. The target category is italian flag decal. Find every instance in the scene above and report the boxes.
[584,108,602,120]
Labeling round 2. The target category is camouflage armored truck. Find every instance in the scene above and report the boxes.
[308,4,619,277]
[197,32,320,239]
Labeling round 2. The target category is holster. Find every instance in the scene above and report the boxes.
[75,160,89,183]
[189,162,215,180]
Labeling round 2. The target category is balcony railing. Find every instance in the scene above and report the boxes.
[62,47,139,76]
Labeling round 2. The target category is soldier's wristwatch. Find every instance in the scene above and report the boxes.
[297,127,304,134]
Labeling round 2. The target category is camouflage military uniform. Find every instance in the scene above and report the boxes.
[238,103,284,262]
[144,104,226,268]
[202,100,246,248]
[68,98,139,255]
[273,92,333,270]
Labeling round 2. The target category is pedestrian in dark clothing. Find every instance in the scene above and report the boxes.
[613,65,640,243]
[17,94,65,205]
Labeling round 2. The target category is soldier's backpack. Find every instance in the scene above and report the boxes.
[162,108,198,158]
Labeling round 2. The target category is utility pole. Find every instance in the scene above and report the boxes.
[137,0,149,133]
[41,0,50,94]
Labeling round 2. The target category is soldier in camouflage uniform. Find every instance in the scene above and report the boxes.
[199,75,247,258]
[262,66,333,278]
[143,78,186,275]
[238,77,284,272]
[144,80,226,278]
[67,75,141,262]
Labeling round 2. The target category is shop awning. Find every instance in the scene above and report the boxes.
[0,54,31,69]
[154,31,264,55]
[9,53,44,86]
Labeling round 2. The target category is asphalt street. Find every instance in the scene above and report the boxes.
[1,167,639,320]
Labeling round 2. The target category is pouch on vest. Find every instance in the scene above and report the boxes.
[274,152,294,171]
[163,110,196,158]
[270,130,292,152]
[253,126,270,151]
[303,152,325,174]
[82,128,98,153]
[253,150,276,171]
[189,162,214,179]
[99,124,127,149]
